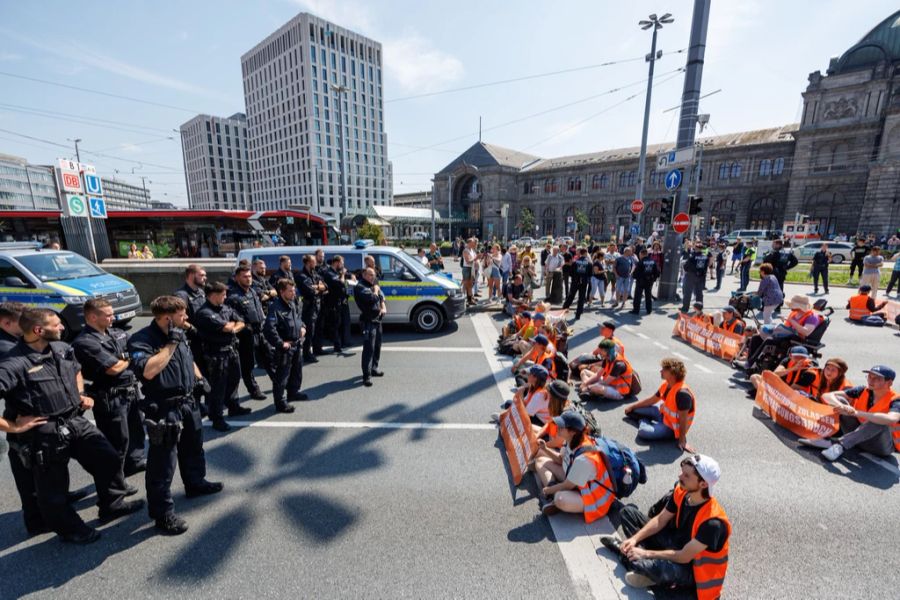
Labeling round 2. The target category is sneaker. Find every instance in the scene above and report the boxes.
[625,571,656,588]
[371,369,385,377]
[798,437,832,449]
[500,400,513,409]
[185,480,224,498]
[289,392,310,402]
[822,443,845,461]
[363,378,373,387]
[124,461,147,477]
[489,412,501,423]
[98,499,144,523]
[155,513,189,536]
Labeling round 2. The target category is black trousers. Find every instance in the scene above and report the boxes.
[885,270,900,295]
[6,433,44,532]
[94,390,144,475]
[237,328,273,393]
[681,273,704,311]
[145,401,207,520]
[563,277,589,318]
[633,279,653,314]
[205,347,241,420]
[849,257,865,280]
[324,302,345,351]
[811,266,829,293]
[361,320,382,379]
[302,304,320,358]
[28,415,128,536]
[313,304,326,353]
[272,345,303,406]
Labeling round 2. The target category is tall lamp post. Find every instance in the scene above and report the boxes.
[332,84,349,237]
[635,12,674,234]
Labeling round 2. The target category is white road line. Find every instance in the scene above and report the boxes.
[693,363,714,374]
[671,351,690,361]
[635,332,650,340]
[210,420,496,431]
[380,346,482,353]
[653,341,669,350]
[471,312,624,599]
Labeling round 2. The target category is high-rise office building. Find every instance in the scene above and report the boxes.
[179,112,251,210]
[240,12,391,224]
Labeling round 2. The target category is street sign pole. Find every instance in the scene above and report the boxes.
[658,0,711,301]
[78,165,98,263]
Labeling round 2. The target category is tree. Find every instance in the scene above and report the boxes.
[519,208,535,235]
[357,222,385,244]
[574,209,589,234]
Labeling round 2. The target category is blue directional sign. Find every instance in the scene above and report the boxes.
[84,173,103,196]
[664,169,683,192]
[630,224,640,235]
[88,196,108,219]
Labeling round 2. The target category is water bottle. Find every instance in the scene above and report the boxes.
[623,465,633,487]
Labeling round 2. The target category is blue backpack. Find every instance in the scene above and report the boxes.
[590,436,647,498]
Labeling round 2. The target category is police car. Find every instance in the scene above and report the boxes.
[238,243,466,333]
[0,243,141,336]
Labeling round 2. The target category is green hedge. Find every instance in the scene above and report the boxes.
[749,266,893,287]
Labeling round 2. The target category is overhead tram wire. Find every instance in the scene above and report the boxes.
[0,102,178,136]
[391,66,687,160]
[385,49,687,103]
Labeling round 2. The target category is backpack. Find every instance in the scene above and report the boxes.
[590,435,647,498]
[551,352,570,382]
[628,369,643,396]
[570,398,601,437]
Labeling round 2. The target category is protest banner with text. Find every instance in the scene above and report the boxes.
[499,397,539,485]
[672,314,743,361]
[754,370,841,439]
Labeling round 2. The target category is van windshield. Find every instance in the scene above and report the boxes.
[17,252,106,282]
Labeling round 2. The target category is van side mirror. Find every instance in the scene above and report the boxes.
[401,270,417,282]
[4,276,29,288]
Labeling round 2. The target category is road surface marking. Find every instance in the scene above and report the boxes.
[210,421,496,431]
[380,346,483,352]
[653,341,669,350]
[693,363,713,374]
[635,332,650,340]
[671,351,690,361]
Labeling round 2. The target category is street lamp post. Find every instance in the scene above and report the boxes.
[332,84,349,235]
[635,12,674,234]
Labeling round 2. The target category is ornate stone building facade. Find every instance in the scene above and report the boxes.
[431,10,900,241]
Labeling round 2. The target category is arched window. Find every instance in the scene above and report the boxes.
[758,159,772,177]
[773,157,785,176]
[600,174,609,188]
[730,162,742,179]
[591,174,603,190]
[748,197,781,230]
[567,176,582,192]
[803,189,844,238]
[589,204,604,235]
[523,180,533,195]
[627,171,636,187]
[619,171,629,187]
[543,177,558,194]
[709,198,737,233]
[718,162,729,180]
[832,143,849,170]
[541,207,556,236]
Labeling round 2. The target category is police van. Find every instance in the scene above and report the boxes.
[0,243,142,336]
[237,243,466,333]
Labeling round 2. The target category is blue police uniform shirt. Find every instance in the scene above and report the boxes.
[127,321,196,400]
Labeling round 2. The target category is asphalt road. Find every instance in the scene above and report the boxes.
[1,267,898,599]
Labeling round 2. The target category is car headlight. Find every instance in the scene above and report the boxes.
[61,295,88,305]
[446,288,461,298]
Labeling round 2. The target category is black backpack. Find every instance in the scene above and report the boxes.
[581,435,647,499]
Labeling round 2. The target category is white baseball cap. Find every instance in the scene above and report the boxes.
[687,454,721,495]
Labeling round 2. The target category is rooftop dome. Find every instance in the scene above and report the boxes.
[829,10,900,74]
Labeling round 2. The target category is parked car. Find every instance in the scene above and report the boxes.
[795,241,854,264]
[512,237,535,247]
[557,236,575,246]
[723,229,777,244]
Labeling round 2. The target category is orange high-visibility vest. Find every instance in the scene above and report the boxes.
[720,318,745,334]
[847,294,872,321]
[602,357,634,395]
[852,388,900,452]
[656,380,695,437]
[524,386,549,423]
[673,484,731,600]
[568,439,616,523]
[783,361,823,399]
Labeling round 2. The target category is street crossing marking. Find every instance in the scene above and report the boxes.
[380,346,483,353]
[207,420,496,431]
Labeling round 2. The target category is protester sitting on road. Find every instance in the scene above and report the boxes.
[534,410,616,522]
[600,454,731,595]
[579,339,635,401]
[749,346,821,399]
[505,273,530,316]
[799,365,900,460]
[719,306,746,335]
[512,313,545,354]
[492,364,550,425]
[742,295,822,370]
[816,358,853,401]
[511,334,556,378]
[568,321,624,380]
[624,358,696,452]
[846,284,888,325]
[533,380,574,449]
[689,302,712,325]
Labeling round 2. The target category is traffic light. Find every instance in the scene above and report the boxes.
[659,197,674,223]
[689,195,704,215]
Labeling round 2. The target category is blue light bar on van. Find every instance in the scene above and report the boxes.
[354,239,374,248]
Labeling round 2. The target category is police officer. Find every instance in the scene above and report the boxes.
[0,301,55,536]
[72,299,145,493]
[680,241,710,313]
[354,267,385,387]
[0,308,143,543]
[128,295,222,535]
[193,282,250,432]
[563,248,592,320]
[631,248,661,315]
[322,255,350,353]
[762,238,798,311]
[297,254,327,362]
[228,266,271,400]
[252,258,278,310]
[269,255,294,289]
[313,248,329,353]
[263,279,308,412]
[174,264,209,411]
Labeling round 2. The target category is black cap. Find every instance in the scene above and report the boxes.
[552,410,586,432]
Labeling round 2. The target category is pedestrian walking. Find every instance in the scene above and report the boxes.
[848,237,870,282]
[756,263,784,324]
[730,238,744,274]
[544,246,564,304]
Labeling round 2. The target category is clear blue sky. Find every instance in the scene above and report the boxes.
[0,0,896,206]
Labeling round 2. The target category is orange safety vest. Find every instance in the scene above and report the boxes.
[851,388,900,452]
[720,318,745,334]
[783,360,822,399]
[656,380,695,437]
[673,485,731,600]
[524,386,549,423]
[602,357,634,395]
[568,439,616,523]
[528,345,557,379]
[847,294,872,321]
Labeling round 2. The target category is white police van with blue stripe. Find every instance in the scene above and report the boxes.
[238,243,465,333]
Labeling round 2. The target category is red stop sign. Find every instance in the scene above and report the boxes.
[630,199,644,214]
[672,212,691,234]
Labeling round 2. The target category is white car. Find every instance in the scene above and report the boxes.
[513,237,535,247]
[795,241,854,264]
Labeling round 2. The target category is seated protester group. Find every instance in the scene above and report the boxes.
[568,321,625,380]
[600,455,731,597]
[534,410,617,522]
[742,295,822,370]
[624,358,696,452]
[846,284,889,326]
[748,345,821,399]
[510,334,556,382]
[579,338,637,401]
[504,272,530,316]
[799,364,900,461]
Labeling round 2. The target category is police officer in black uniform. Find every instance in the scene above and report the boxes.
[174,264,208,410]
[297,254,327,362]
[762,238,798,311]
[228,265,272,400]
[354,267,385,387]
[72,298,145,493]
[264,278,308,412]
[193,282,251,431]
[631,248,661,315]
[0,308,143,543]
[680,241,710,313]
[268,255,295,289]
[313,248,329,354]
[252,258,278,310]
[322,255,350,353]
[128,295,222,535]
[563,247,592,320]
